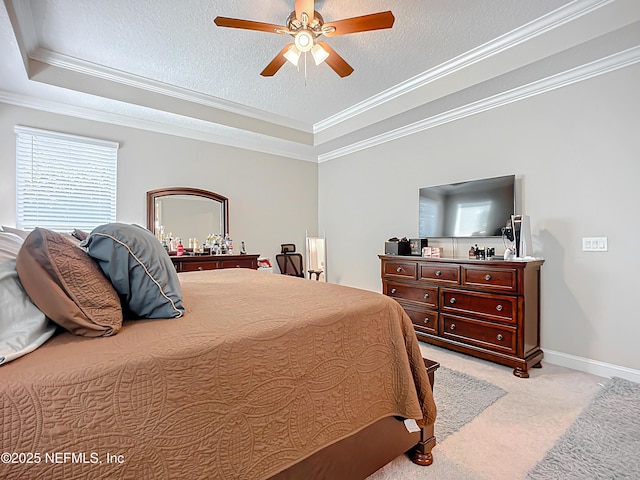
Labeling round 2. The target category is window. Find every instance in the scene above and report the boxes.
[419,196,441,237]
[15,126,118,232]
[454,201,492,236]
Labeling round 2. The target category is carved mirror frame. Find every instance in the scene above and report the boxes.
[146,187,229,238]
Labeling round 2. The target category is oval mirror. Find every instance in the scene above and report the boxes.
[146,187,229,242]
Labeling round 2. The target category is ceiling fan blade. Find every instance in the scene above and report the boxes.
[214,17,287,34]
[260,44,294,77]
[322,11,395,37]
[316,42,354,77]
[295,0,315,22]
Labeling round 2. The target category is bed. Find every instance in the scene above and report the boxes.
[0,226,436,480]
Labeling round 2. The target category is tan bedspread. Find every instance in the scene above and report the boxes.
[0,269,436,480]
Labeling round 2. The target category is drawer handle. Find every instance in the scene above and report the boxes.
[390,288,397,294]
[198,266,203,271]
[449,297,456,304]
[435,270,442,277]
[485,274,492,281]
[424,318,430,324]
[396,267,402,273]
[496,304,503,312]
[423,293,429,299]
[496,334,504,341]
[450,323,456,331]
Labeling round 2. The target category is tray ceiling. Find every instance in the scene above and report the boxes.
[2,0,640,161]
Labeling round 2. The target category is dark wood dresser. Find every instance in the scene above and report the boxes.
[380,255,544,377]
[171,254,259,272]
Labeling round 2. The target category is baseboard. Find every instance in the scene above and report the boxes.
[544,349,640,384]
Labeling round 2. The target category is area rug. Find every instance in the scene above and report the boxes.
[527,376,640,479]
[434,366,507,441]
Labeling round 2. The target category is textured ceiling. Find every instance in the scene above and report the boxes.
[2,0,640,161]
[25,0,569,123]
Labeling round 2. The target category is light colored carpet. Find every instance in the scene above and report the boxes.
[367,344,606,480]
[527,376,640,479]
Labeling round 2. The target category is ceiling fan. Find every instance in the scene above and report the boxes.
[214,0,395,78]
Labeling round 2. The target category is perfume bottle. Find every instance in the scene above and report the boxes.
[225,234,233,254]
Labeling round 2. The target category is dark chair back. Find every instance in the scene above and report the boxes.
[276,244,305,277]
[276,253,304,277]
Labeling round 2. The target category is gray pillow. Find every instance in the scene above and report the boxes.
[82,223,184,319]
[0,232,56,365]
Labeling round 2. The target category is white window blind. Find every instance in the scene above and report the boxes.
[15,126,118,232]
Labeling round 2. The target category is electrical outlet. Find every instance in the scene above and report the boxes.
[582,237,608,252]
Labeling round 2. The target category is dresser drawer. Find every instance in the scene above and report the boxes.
[180,260,219,272]
[418,263,460,285]
[441,288,516,324]
[219,258,256,269]
[383,261,417,280]
[442,314,517,354]
[403,306,438,335]
[462,266,518,292]
[385,282,438,308]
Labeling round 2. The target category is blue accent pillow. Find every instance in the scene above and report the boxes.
[82,223,184,319]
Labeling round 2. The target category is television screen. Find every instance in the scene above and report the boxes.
[419,175,515,237]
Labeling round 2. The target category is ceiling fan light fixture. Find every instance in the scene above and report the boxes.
[283,45,302,66]
[215,4,395,78]
[321,25,336,35]
[294,30,314,52]
[311,43,329,65]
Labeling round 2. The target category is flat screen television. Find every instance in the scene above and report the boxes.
[419,175,515,238]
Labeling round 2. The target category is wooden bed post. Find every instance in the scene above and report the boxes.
[412,428,436,466]
[412,357,440,466]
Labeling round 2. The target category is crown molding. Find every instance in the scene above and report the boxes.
[11,0,614,143]
[29,48,312,135]
[3,43,637,166]
[317,45,640,163]
[0,90,317,163]
[313,0,614,135]
[3,0,636,165]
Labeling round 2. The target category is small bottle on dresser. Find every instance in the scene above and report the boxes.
[225,234,233,254]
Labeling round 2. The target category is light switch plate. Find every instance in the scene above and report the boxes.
[582,237,608,252]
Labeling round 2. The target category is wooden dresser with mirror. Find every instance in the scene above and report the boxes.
[147,187,259,271]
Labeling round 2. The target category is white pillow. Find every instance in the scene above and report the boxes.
[0,232,24,264]
[0,232,56,365]
[1,226,31,240]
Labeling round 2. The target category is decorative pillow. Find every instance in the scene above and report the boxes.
[71,229,89,241]
[1,226,30,240]
[0,232,56,365]
[82,223,184,319]
[0,231,24,264]
[16,228,123,337]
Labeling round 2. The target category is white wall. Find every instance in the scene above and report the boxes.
[2,63,638,375]
[318,63,640,372]
[0,104,318,263]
